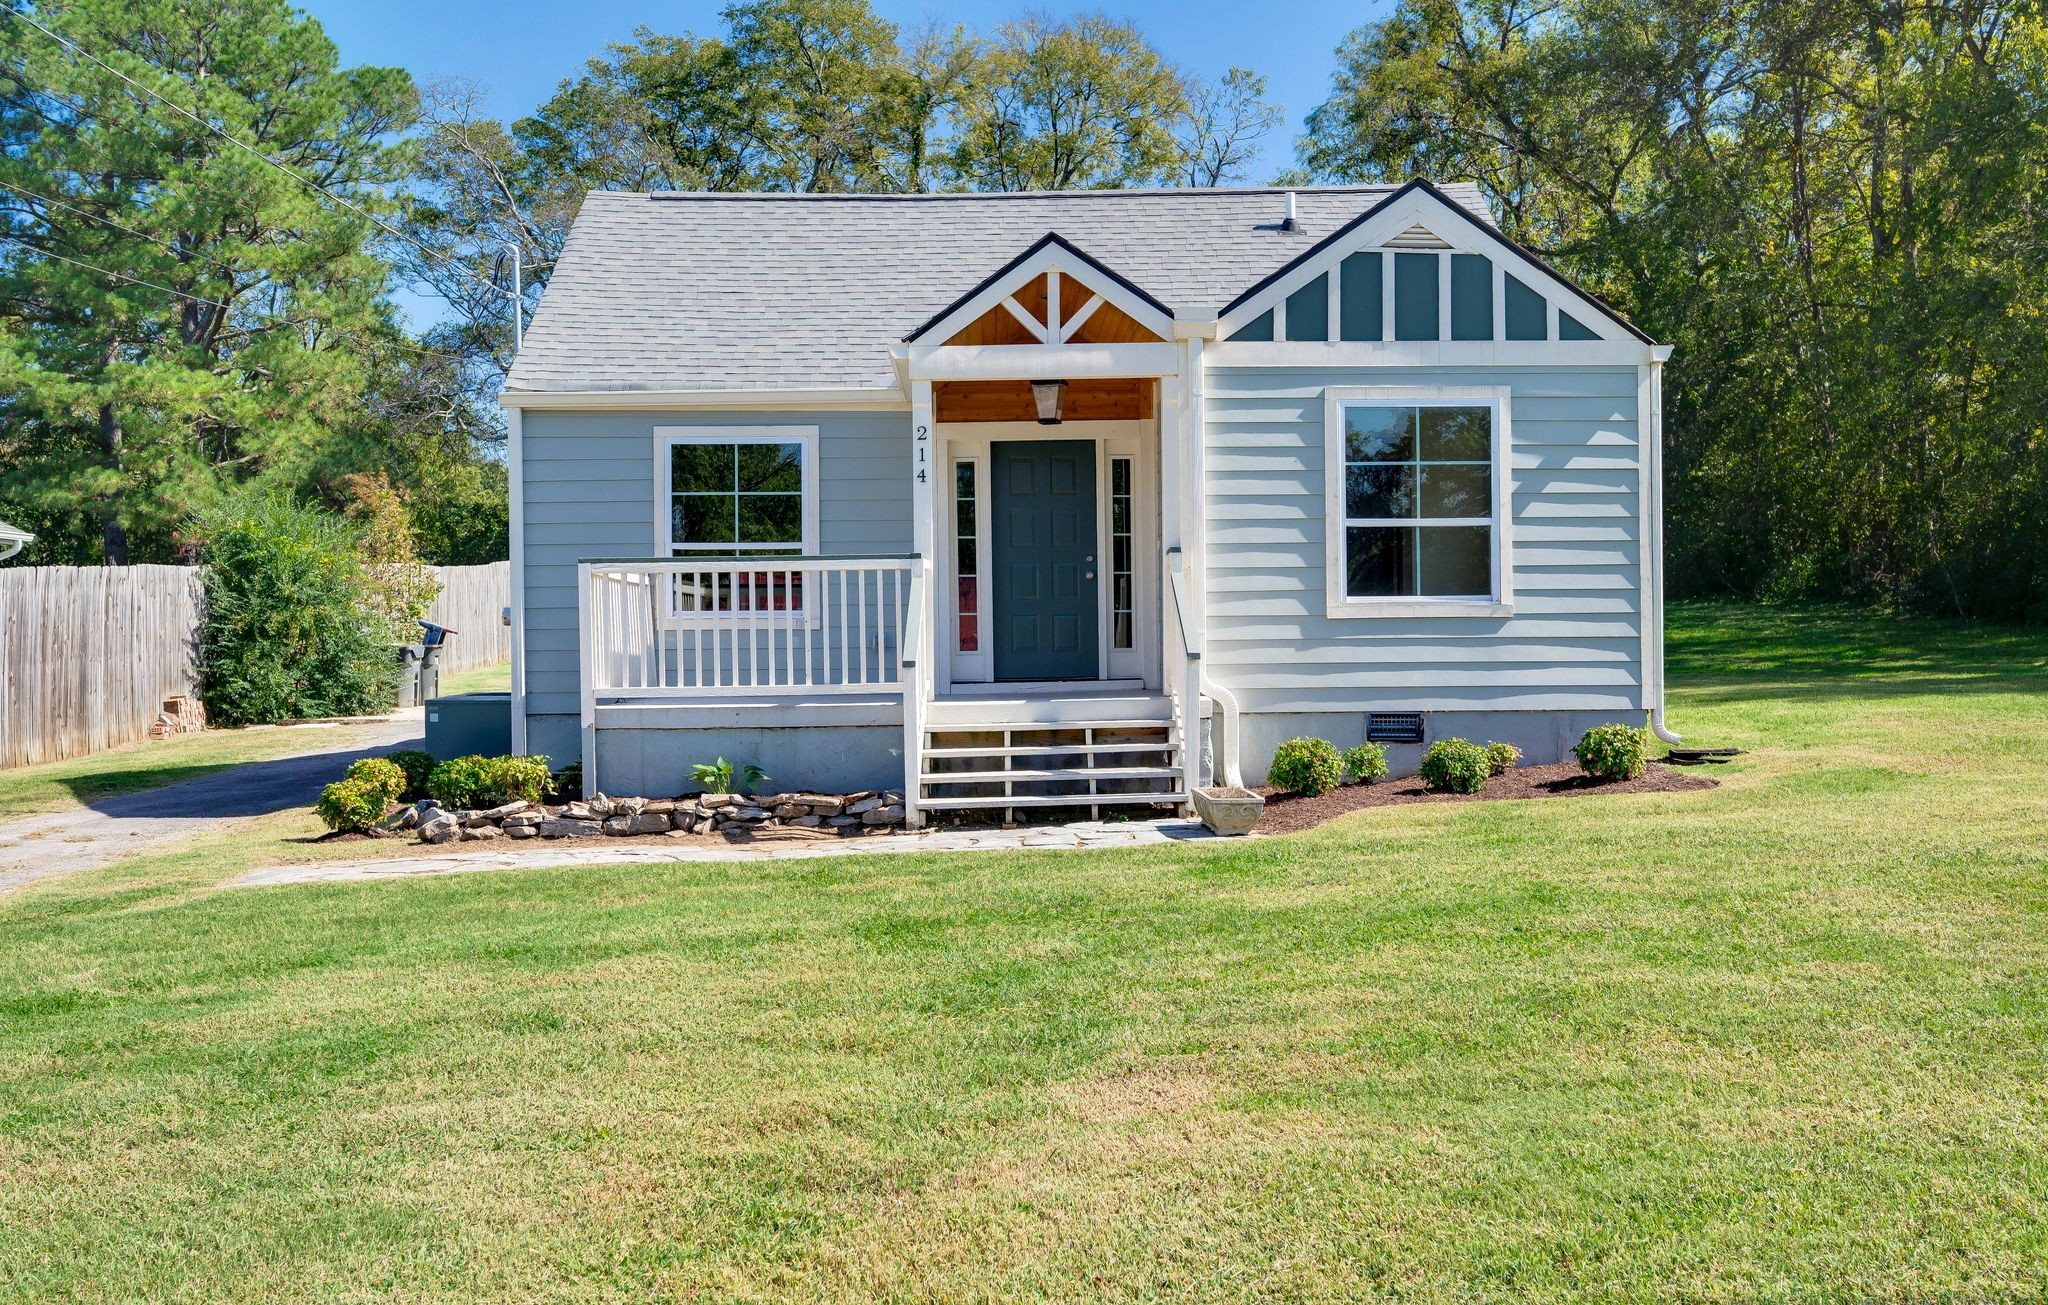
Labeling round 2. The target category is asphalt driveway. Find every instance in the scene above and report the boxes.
[0,711,424,893]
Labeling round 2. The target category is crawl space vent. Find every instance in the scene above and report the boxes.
[1366,712,1425,745]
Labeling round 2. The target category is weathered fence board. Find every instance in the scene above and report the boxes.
[0,565,205,771]
[0,561,509,771]
[424,561,511,674]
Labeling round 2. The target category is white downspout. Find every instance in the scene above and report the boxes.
[1646,349,1681,745]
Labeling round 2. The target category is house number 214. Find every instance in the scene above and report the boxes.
[915,425,928,483]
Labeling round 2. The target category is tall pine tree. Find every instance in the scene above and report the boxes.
[0,0,416,563]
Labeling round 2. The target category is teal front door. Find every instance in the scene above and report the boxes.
[992,440,1099,681]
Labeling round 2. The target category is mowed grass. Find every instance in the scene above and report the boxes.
[2,603,2046,1302]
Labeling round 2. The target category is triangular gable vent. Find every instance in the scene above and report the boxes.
[1384,222,1451,248]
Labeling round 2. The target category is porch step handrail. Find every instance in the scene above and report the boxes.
[1165,547,1203,801]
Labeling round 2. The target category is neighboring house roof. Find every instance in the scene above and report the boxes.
[505,183,1493,395]
[0,517,31,561]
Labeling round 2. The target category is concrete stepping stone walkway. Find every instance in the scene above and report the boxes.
[233,817,1235,888]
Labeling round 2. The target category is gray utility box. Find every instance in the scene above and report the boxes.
[425,692,512,759]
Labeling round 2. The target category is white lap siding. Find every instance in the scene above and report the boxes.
[1202,365,1643,715]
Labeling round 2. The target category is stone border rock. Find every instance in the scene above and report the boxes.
[388,790,908,846]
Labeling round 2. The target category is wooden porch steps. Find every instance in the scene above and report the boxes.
[916,702,1188,821]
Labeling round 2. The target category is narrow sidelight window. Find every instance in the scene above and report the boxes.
[955,460,979,652]
[1110,456,1134,649]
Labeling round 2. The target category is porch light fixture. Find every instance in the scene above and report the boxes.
[1030,379,1068,425]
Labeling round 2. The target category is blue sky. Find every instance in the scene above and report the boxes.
[312,0,1387,330]
[315,0,1384,184]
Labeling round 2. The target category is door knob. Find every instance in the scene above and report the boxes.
[1085,571,1095,580]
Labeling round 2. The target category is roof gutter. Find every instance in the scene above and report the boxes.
[498,386,907,411]
[1646,346,1680,745]
[0,521,30,562]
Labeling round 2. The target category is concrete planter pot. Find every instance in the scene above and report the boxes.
[1192,785,1265,836]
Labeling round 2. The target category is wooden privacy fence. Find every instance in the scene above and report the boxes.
[0,561,508,771]
[423,561,510,674]
[0,565,205,771]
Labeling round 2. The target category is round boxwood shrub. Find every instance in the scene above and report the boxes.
[1420,737,1491,793]
[485,755,552,806]
[1574,723,1650,780]
[316,777,389,833]
[1341,742,1387,786]
[1269,736,1343,796]
[426,754,551,809]
[385,749,436,800]
[425,755,494,808]
[1485,741,1522,776]
[343,757,407,806]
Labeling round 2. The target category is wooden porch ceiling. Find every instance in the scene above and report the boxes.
[934,378,1157,423]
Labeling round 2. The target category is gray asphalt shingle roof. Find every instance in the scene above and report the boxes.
[504,183,1492,395]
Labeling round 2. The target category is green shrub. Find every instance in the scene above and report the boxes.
[1341,742,1387,786]
[195,488,399,727]
[1574,723,1650,780]
[427,754,551,808]
[385,749,436,800]
[484,755,552,805]
[1420,738,1491,793]
[315,777,389,833]
[343,757,407,806]
[425,755,493,808]
[1485,741,1522,776]
[1269,737,1343,796]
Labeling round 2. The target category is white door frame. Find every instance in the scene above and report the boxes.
[934,417,1160,693]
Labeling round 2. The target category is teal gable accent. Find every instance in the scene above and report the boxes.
[1505,274,1548,340]
[1450,254,1493,340]
[1339,253,1382,341]
[1231,308,1274,342]
[1394,253,1438,340]
[1284,273,1330,341]
[1558,311,1601,340]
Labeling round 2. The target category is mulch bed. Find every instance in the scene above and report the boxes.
[1255,761,1718,835]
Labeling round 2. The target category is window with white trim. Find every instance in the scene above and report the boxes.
[658,428,818,614]
[1325,391,1509,613]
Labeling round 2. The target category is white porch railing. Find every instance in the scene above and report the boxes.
[579,554,930,824]
[579,555,922,698]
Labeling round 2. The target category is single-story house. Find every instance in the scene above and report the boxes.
[500,179,1675,824]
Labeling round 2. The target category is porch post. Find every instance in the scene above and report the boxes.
[577,562,598,799]
[906,379,935,817]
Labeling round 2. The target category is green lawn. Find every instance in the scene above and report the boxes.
[0,719,393,818]
[2,604,2045,1301]
[437,659,511,696]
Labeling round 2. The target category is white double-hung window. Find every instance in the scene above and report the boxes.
[655,426,819,615]
[1323,387,1512,618]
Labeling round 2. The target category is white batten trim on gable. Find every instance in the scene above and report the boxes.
[1321,384,1516,621]
[502,387,907,411]
[1216,184,1651,351]
[904,235,1176,349]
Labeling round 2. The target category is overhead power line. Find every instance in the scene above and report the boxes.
[0,231,471,363]
[0,175,242,274]
[0,0,506,297]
